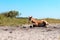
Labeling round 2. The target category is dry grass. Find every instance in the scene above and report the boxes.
[0,15,60,26]
[44,18,60,23]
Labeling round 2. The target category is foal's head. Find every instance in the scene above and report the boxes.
[29,16,32,21]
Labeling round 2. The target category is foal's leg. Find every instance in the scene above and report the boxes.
[29,23,37,28]
[30,24,37,28]
[32,23,38,27]
[42,21,47,28]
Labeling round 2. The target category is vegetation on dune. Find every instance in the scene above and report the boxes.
[0,10,28,26]
[0,10,60,26]
[1,10,19,18]
[44,18,60,23]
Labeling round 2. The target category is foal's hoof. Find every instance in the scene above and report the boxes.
[30,26,33,28]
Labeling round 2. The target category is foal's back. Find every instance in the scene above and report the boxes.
[31,18,43,24]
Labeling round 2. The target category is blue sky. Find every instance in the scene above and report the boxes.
[0,0,60,19]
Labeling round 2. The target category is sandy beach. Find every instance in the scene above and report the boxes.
[0,24,60,40]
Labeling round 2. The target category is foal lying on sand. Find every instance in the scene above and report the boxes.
[28,16,49,28]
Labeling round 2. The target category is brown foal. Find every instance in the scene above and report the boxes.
[28,16,49,28]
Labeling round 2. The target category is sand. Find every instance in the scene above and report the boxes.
[0,24,60,40]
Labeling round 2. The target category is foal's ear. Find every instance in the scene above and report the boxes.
[29,16,32,18]
[28,16,32,21]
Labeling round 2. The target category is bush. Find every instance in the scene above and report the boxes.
[0,10,19,18]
